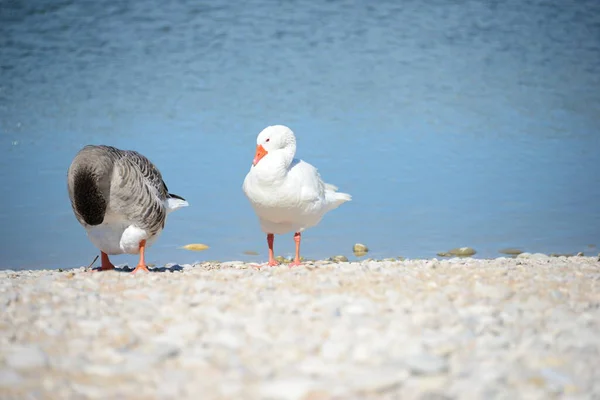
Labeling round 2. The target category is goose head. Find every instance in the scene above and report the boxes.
[252,125,297,167]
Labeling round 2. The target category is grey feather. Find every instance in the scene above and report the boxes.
[67,145,184,236]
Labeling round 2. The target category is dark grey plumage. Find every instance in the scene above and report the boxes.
[71,165,107,226]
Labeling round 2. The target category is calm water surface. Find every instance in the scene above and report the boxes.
[1,0,599,269]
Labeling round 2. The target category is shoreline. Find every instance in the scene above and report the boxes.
[2,256,599,399]
[3,250,599,273]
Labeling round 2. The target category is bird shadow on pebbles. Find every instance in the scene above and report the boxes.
[150,264,184,273]
[90,264,185,273]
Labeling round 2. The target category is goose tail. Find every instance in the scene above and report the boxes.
[165,193,189,213]
[324,184,351,211]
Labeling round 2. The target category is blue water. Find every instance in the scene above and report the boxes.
[1,0,599,270]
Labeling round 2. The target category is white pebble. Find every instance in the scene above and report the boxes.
[0,369,23,387]
[405,354,448,375]
[4,344,48,370]
[259,378,316,400]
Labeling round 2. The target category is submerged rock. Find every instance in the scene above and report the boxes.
[330,255,348,263]
[449,247,476,256]
[353,243,368,252]
[243,250,259,256]
[499,248,524,256]
[353,243,369,257]
[180,244,210,251]
[438,247,476,257]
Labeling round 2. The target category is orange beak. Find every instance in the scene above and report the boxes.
[253,144,268,166]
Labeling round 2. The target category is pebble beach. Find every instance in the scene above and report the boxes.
[1,254,600,400]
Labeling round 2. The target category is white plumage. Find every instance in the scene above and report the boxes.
[242,125,351,266]
[86,197,187,256]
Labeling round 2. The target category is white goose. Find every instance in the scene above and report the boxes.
[67,145,189,273]
[242,125,351,266]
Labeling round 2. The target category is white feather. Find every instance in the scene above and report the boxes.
[85,212,161,255]
[86,197,188,255]
[165,197,189,214]
[242,125,351,235]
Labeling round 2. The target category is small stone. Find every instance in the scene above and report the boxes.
[353,244,369,257]
[401,376,449,398]
[181,243,210,251]
[331,255,348,263]
[517,252,548,259]
[352,344,372,362]
[320,340,347,361]
[259,378,316,400]
[212,330,241,349]
[405,354,448,375]
[72,383,106,399]
[0,369,23,387]
[156,369,188,397]
[550,290,564,300]
[82,278,100,290]
[220,261,247,269]
[83,364,124,377]
[298,357,331,376]
[499,248,524,256]
[473,282,512,300]
[533,253,550,259]
[350,368,409,393]
[539,368,573,389]
[353,243,369,253]
[344,303,369,315]
[576,252,584,257]
[77,319,104,335]
[448,247,476,257]
[5,344,48,370]
[121,352,171,373]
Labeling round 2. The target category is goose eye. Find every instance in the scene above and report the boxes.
[266,138,270,142]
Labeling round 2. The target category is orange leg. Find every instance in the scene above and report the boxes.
[266,234,279,266]
[289,232,302,267]
[131,240,149,274]
[94,252,115,271]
